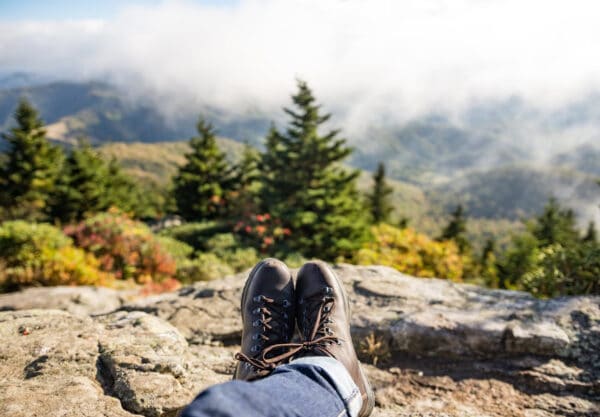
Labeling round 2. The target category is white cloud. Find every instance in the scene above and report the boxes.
[1,0,600,123]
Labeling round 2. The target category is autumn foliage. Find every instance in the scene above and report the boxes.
[64,210,176,283]
[357,224,464,281]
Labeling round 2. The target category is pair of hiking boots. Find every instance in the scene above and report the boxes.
[233,258,374,417]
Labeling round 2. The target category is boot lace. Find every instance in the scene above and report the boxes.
[235,294,291,371]
[261,286,340,365]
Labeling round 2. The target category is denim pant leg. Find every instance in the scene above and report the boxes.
[181,357,362,417]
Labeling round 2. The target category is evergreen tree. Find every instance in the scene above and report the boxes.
[260,80,368,259]
[498,198,600,296]
[368,162,393,224]
[103,158,153,217]
[50,139,110,222]
[50,140,157,222]
[0,99,63,221]
[439,204,470,253]
[582,221,597,243]
[531,198,579,246]
[230,143,261,217]
[173,118,234,221]
[480,238,499,288]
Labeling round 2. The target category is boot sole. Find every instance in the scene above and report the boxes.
[320,261,375,417]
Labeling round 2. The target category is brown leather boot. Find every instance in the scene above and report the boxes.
[294,260,374,417]
[233,258,295,381]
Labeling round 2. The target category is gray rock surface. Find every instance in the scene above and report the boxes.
[0,264,598,417]
[0,286,136,316]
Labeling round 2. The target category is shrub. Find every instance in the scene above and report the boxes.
[0,221,109,289]
[282,252,307,269]
[204,233,259,272]
[519,242,600,297]
[156,236,194,263]
[356,224,464,281]
[176,253,234,283]
[64,211,176,283]
[0,221,72,266]
[158,221,229,251]
[233,213,292,253]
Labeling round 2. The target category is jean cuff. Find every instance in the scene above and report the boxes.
[290,356,362,417]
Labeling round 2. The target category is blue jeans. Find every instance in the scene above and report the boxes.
[181,356,362,417]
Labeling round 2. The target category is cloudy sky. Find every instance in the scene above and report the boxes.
[1,0,600,122]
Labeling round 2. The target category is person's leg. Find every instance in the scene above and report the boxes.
[180,258,372,417]
[181,356,361,417]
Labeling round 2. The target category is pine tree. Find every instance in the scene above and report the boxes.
[531,198,579,246]
[173,118,234,221]
[49,140,157,222]
[439,204,470,253]
[368,162,393,224]
[103,158,152,217]
[582,221,597,243]
[480,238,499,288]
[229,143,261,217]
[0,99,63,220]
[50,139,110,222]
[260,80,368,259]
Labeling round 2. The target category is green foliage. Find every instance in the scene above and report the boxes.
[173,119,236,221]
[155,236,194,263]
[357,223,464,281]
[203,233,259,272]
[233,213,292,254]
[439,205,470,254]
[367,162,393,223]
[531,198,579,247]
[479,238,499,288]
[49,139,164,222]
[259,80,369,260]
[498,198,600,296]
[64,211,176,283]
[50,140,112,222]
[497,232,540,290]
[158,221,230,251]
[228,143,261,218]
[583,221,597,243]
[176,253,234,283]
[0,221,71,266]
[520,243,600,297]
[0,221,108,290]
[0,99,64,221]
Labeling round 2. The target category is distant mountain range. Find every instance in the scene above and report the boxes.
[0,74,598,226]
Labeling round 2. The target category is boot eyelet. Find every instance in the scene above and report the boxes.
[253,308,261,314]
[252,333,259,340]
[283,313,288,319]
[282,300,291,308]
[253,295,262,302]
[251,345,260,353]
[252,320,261,327]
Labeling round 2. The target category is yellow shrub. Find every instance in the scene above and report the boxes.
[4,246,112,288]
[356,224,464,281]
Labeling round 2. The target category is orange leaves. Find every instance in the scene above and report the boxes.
[65,212,177,284]
[233,213,290,252]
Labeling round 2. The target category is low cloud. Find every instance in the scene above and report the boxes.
[1,0,600,125]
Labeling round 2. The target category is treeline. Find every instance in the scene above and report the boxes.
[0,80,598,296]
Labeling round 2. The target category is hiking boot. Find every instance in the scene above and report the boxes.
[233,258,295,381]
[295,260,375,417]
